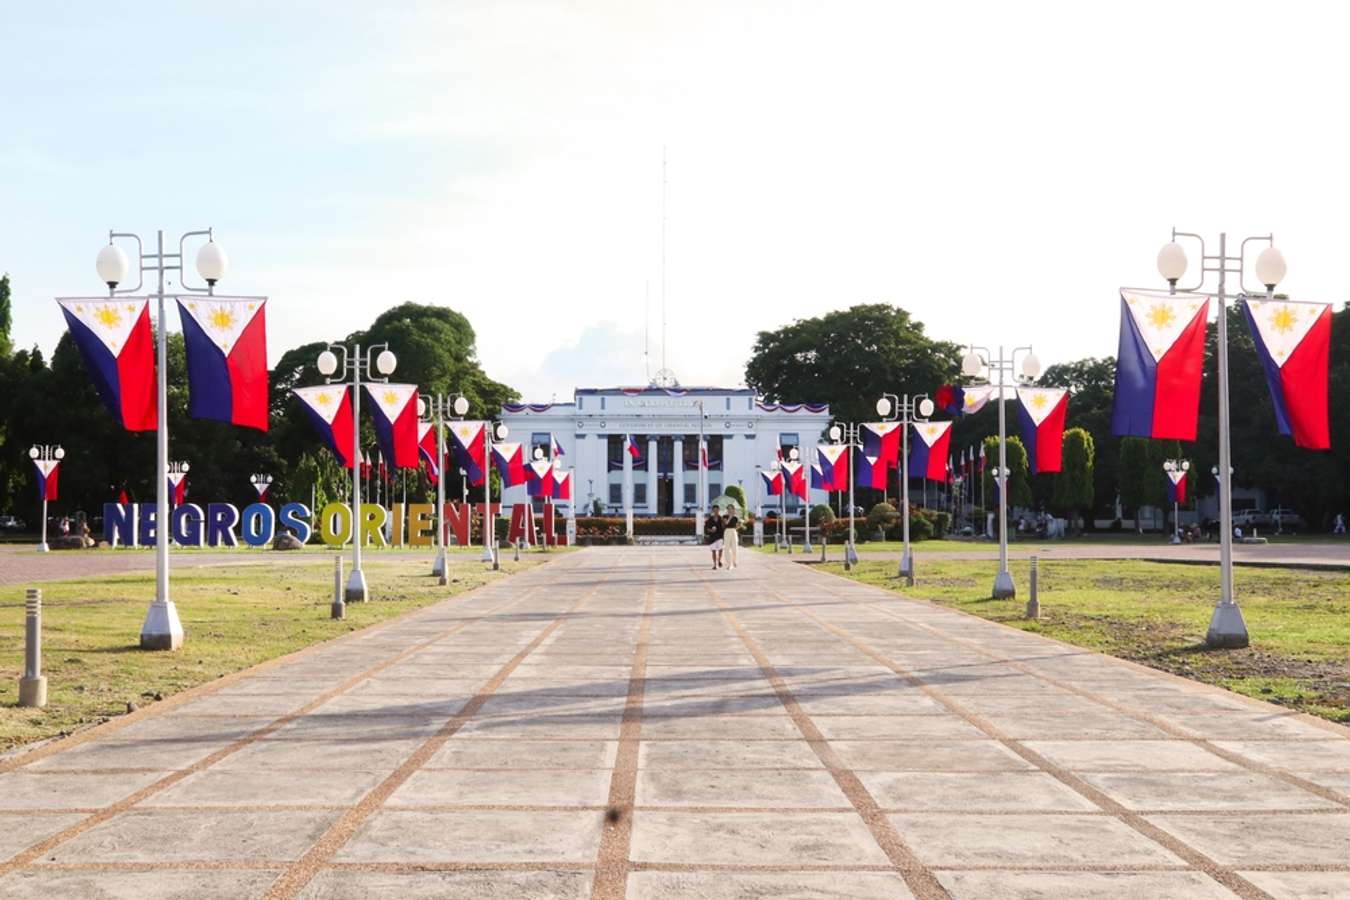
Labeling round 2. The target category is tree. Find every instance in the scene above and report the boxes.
[1119,437,1179,530]
[723,483,747,516]
[1038,357,1115,518]
[0,274,12,359]
[1051,427,1094,529]
[744,304,960,427]
[982,435,1031,509]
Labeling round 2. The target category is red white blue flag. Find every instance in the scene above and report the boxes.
[816,444,850,491]
[553,470,572,501]
[294,385,354,468]
[551,434,565,458]
[492,441,526,487]
[960,385,996,416]
[57,298,156,431]
[781,460,808,500]
[861,423,902,469]
[252,479,271,502]
[1017,388,1069,474]
[1111,289,1209,440]
[526,459,555,497]
[852,449,889,490]
[176,297,269,431]
[978,442,987,473]
[365,384,420,470]
[760,469,783,496]
[625,434,641,460]
[418,422,440,485]
[935,384,966,417]
[33,459,59,501]
[810,463,825,490]
[449,420,487,486]
[1166,469,1187,505]
[167,471,188,505]
[909,421,953,482]
[1244,300,1333,450]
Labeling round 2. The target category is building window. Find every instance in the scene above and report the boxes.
[530,432,551,462]
[779,433,799,462]
[609,483,623,505]
[634,483,648,505]
[708,482,722,500]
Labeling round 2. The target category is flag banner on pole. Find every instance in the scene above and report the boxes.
[1017,387,1069,474]
[978,442,987,473]
[417,422,440,485]
[816,444,850,491]
[167,472,188,505]
[624,434,641,460]
[176,296,269,431]
[365,384,421,470]
[56,297,157,431]
[852,448,889,489]
[1166,469,1187,505]
[492,441,526,487]
[1244,299,1333,450]
[760,469,783,496]
[359,449,372,480]
[252,480,270,502]
[526,459,555,497]
[293,385,354,468]
[781,460,808,499]
[960,385,996,416]
[1111,289,1209,440]
[553,470,572,501]
[551,433,565,458]
[909,421,953,482]
[860,423,902,468]
[449,420,487,486]
[935,384,966,417]
[33,459,59,501]
[810,463,825,490]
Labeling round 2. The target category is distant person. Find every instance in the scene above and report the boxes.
[707,504,726,569]
[1334,513,1345,535]
[723,505,741,570]
[1234,525,1243,540]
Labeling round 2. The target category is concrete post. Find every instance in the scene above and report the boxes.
[513,539,521,562]
[331,556,346,620]
[492,540,500,571]
[819,537,827,563]
[1025,555,1040,619]
[19,589,47,708]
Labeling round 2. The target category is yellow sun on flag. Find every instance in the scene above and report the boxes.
[1147,303,1175,330]
[925,425,938,438]
[383,390,399,407]
[209,307,235,330]
[95,306,123,329]
[1270,305,1297,334]
[125,304,136,313]
[316,392,332,407]
[1031,393,1048,409]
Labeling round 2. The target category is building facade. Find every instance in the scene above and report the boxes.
[498,387,832,516]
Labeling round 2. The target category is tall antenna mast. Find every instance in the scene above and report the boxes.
[644,281,651,384]
[660,145,667,374]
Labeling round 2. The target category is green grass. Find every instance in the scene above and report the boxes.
[826,558,1350,724]
[0,555,542,750]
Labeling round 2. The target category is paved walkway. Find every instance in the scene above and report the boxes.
[0,548,1347,899]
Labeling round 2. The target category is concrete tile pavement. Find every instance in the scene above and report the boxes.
[0,547,1344,898]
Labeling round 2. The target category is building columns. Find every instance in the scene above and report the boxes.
[673,436,684,515]
[647,436,658,514]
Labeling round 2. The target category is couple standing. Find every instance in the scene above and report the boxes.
[707,504,740,570]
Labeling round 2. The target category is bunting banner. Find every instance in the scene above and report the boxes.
[852,449,889,490]
[553,470,573,501]
[1166,469,1187,505]
[935,384,965,417]
[365,384,420,470]
[781,460,808,500]
[33,459,60,502]
[417,422,440,485]
[56,297,157,431]
[978,442,987,473]
[759,469,783,496]
[1111,289,1209,440]
[252,479,271,502]
[860,422,902,468]
[449,420,487,486]
[526,459,555,497]
[359,449,372,481]
[1244,299,1333,450]
[167,471,188,505]
[492,441,526,487]
[176,296,268,431]
[1017,387,1069,474]
[816,444,850,491]
[960,385,996,416]
[810,463,825,490]
[909,421,953,482]
[293,385,354,468]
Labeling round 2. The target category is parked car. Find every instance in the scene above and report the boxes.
[0,515,26,531]
[1266,508,1304,532]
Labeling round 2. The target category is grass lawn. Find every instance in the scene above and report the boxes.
[826,558,1350,724]
[756,532,1345,554]
[0,554,542,751]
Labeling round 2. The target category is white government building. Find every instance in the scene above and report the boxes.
[498,386,832,516]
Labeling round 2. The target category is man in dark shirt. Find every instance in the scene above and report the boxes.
[707,504,725,569]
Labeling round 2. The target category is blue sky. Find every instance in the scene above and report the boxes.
[4,2,1348,401]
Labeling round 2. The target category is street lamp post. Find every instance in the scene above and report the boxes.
[875,393,936,585]
[28,445,64,552]
[826,423,862,569]
[94,227,230,650]
[1163,458,1190,544]
[317,343,397,603]
[695,400,706,539]
[960,346,1042,599]
[1149,229,1288,648]
[420,393,468,583]
[249,473,273,503]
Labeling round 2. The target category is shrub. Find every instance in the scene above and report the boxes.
[809,504,836,526]
[724,484,747,516]
[866,502,898,533]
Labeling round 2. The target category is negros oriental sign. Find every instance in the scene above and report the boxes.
[102,500,570,548]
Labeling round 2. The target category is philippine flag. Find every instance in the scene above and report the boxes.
[365,384,421,470]
[176,297,269,431]
[852,449,889,490]
[1111,289,1209,440]
[909,421,953,482]
[33,459,60,501]
[526,460,555,497]
[359,450,372,481]
[1017,388,1069,474]
[1244,299,1333,450]
[553,470,573,501]
[861,423,902,469]
[781,461,808,499]
[625,434,642,461]
[57,298,156,431]
[817,444,850,491]
[252,479,271,503]
[167,471,188,505]
[492,441,526,487]
[760,469,783,496]
[935,384,966,417]
[418,422,440,485]
[1166,469,1187,505]
[449,421,488,486]
[294,385,354,468]
[551,434,565,458]
[810,463,825,491]
[961,385,996,416]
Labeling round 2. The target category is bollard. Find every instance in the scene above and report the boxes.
[819,539,827,563]
[492,540,500,571]
[331,556,346,620]
[513,539,521,562]
[1025,555,1040,619]
[19,589,47,708]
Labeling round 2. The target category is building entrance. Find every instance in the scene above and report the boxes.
[657,477,674,516]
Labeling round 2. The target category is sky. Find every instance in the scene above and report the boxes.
[3,1,1348,402]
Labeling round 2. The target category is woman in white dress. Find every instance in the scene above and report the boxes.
[723,505,740,569]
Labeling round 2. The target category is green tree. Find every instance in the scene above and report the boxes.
[982,435,1031,508]
[1037,357,1116,518]
[1119,437,1179,530]
[723,483,747,516]
[1051,427,1095,529]
[744,304,960,427]
[0,274,12,358]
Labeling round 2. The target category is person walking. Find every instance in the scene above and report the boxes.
[708,504,725,569]
[1334,513,1345,535]
[723,504,741,570]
